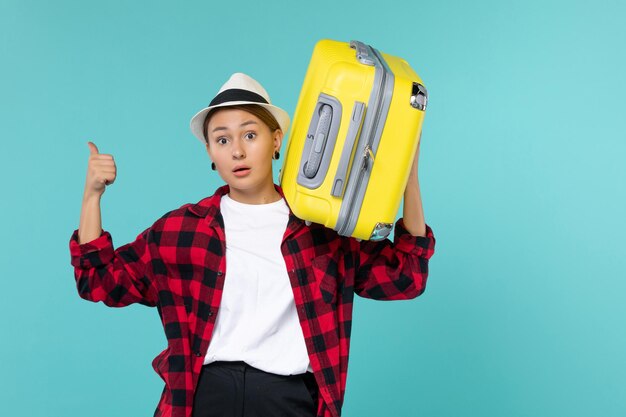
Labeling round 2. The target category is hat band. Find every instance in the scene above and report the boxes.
[209,89,269,107]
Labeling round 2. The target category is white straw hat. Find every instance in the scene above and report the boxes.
[189,72,291,143]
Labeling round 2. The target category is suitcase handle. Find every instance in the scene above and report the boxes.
[350,40,376,66]
[297,94,342,190]
[331,101,366,197]
[303,104,333,178]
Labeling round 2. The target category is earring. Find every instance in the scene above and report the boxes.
[273,151,280,160]
[211,162,216,171]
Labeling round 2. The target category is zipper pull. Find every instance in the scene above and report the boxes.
[361,145,374,171]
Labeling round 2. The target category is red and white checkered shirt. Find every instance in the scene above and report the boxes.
[69,184,436,417]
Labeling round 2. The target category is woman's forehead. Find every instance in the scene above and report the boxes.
[209,107,262,125]
[208,108,265,131]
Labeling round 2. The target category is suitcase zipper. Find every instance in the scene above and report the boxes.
[338,42,391,238]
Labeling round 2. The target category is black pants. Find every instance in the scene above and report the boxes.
[192,361,318,417]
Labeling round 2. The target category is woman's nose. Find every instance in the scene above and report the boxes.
[232,141,245,159]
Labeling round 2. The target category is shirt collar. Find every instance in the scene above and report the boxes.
[186,184,305,235]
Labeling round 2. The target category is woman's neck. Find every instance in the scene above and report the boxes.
[227,184,282,205]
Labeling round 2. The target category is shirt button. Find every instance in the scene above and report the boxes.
[217,271,223,276]
[194,351,202,357]
[207,310,213,317]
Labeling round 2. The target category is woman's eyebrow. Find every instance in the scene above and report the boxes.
[211,120,258,133]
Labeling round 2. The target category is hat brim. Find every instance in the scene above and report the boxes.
[190,101,291,143]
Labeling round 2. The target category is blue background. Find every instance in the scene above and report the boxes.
[1,0,624,416]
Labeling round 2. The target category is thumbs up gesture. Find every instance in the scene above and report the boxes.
[84,141,117,198]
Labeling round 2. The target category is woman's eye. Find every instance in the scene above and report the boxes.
[216,137,228,145]
[244,132,256,140]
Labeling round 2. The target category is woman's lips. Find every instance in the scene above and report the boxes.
[232,167,251,177]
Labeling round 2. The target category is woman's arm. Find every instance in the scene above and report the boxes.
[402,136,426,237]
[353,134,435,300]
[79,194,103,244]
[70,141,157,307]
[78,141,115,243]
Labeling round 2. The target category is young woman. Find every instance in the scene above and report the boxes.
[70,73,436,417]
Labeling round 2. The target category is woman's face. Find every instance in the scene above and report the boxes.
[205,108,282,202]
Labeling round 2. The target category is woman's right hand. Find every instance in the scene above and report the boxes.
[84,141,117,198]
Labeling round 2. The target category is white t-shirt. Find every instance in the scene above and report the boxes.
[203,194,313,375]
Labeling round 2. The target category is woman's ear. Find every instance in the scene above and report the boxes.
[273,129,283,153]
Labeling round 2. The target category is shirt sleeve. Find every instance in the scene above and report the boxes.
[69,227,158,307]
[353,218,435,300]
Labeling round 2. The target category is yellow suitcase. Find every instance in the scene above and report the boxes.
[279,39,428,240]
